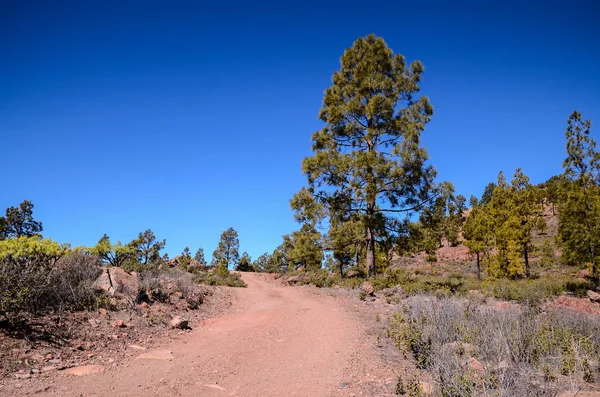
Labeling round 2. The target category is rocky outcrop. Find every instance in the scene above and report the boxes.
[285,275,308,285]
[92,267,139,296]
[360,282,375,297]
[587,290,600,303]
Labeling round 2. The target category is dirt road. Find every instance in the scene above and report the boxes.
[11,273,397,396]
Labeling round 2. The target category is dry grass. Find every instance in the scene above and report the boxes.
[389,295,600,396]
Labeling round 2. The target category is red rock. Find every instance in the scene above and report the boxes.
[360,282,375,297]
[469,357,485,372]
[136,350,175,361]
[170,316,189,330]
[587,290,600,303]
[111,320,126,328]
[62,365,104,376]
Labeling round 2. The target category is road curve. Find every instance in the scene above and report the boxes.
[15,273,367,397]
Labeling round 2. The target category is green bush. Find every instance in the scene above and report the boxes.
[0,237,68,319]
[194,271,247,288]
[482,277,584,305]
[305,269,334,288]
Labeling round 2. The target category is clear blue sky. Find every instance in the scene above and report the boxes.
[1,1,599,260]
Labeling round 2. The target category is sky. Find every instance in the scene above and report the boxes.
[1,0,599,260]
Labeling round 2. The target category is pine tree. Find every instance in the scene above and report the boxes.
[92,234,136,268]
[463,198,492,280]
[286,224,324,271]
[130,229,166,266]
[194,247,207,267]
[510,168,545,277]
[236,251,253,271]
[558,111,600,288]
[479,169,545,278]
[179,246,192,270]
[327,213,363,276]
[480,182,497,206]
[252,252,272,272]
[300,34,436,278]
[211,227,240,269]
[0,200,43,239]
[539,240,555,267]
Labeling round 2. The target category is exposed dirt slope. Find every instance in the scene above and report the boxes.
[6,273,394,397]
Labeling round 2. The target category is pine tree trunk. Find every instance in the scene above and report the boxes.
[366,226,376,279]
[476,252,481,280]
[524,245,530,278]
[591,246,598,290]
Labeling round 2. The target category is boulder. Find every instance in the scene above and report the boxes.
[381,286,405,298]
[360,282,375,297]
[92,267,139,296]
[111,320,126,328]
[346,270,359,278]
[587,290,600,303]
[286,275,307,284]
[170,316,189,330]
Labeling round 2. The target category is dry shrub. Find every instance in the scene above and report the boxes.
[0,255,53,318]
[49,251,102,311]
[389,295,600,396]
[139,268,205,308]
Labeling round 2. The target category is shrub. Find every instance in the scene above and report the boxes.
[49,251,102,311]
[305,269,334,288]
[482,277,583,305]
[388,296,600,396]
[194,270,247,288]
[138,269,205,308]
[0,237,67,319]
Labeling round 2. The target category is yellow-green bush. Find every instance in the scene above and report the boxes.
[0,237,69,318]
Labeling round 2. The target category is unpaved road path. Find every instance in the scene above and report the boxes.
[10,273,398,396]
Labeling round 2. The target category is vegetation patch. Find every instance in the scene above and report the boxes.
[388,295,600,396]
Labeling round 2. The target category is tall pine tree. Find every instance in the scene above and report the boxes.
[211,227,240,269]
[300,34,436,278]
[558,111,600,288]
